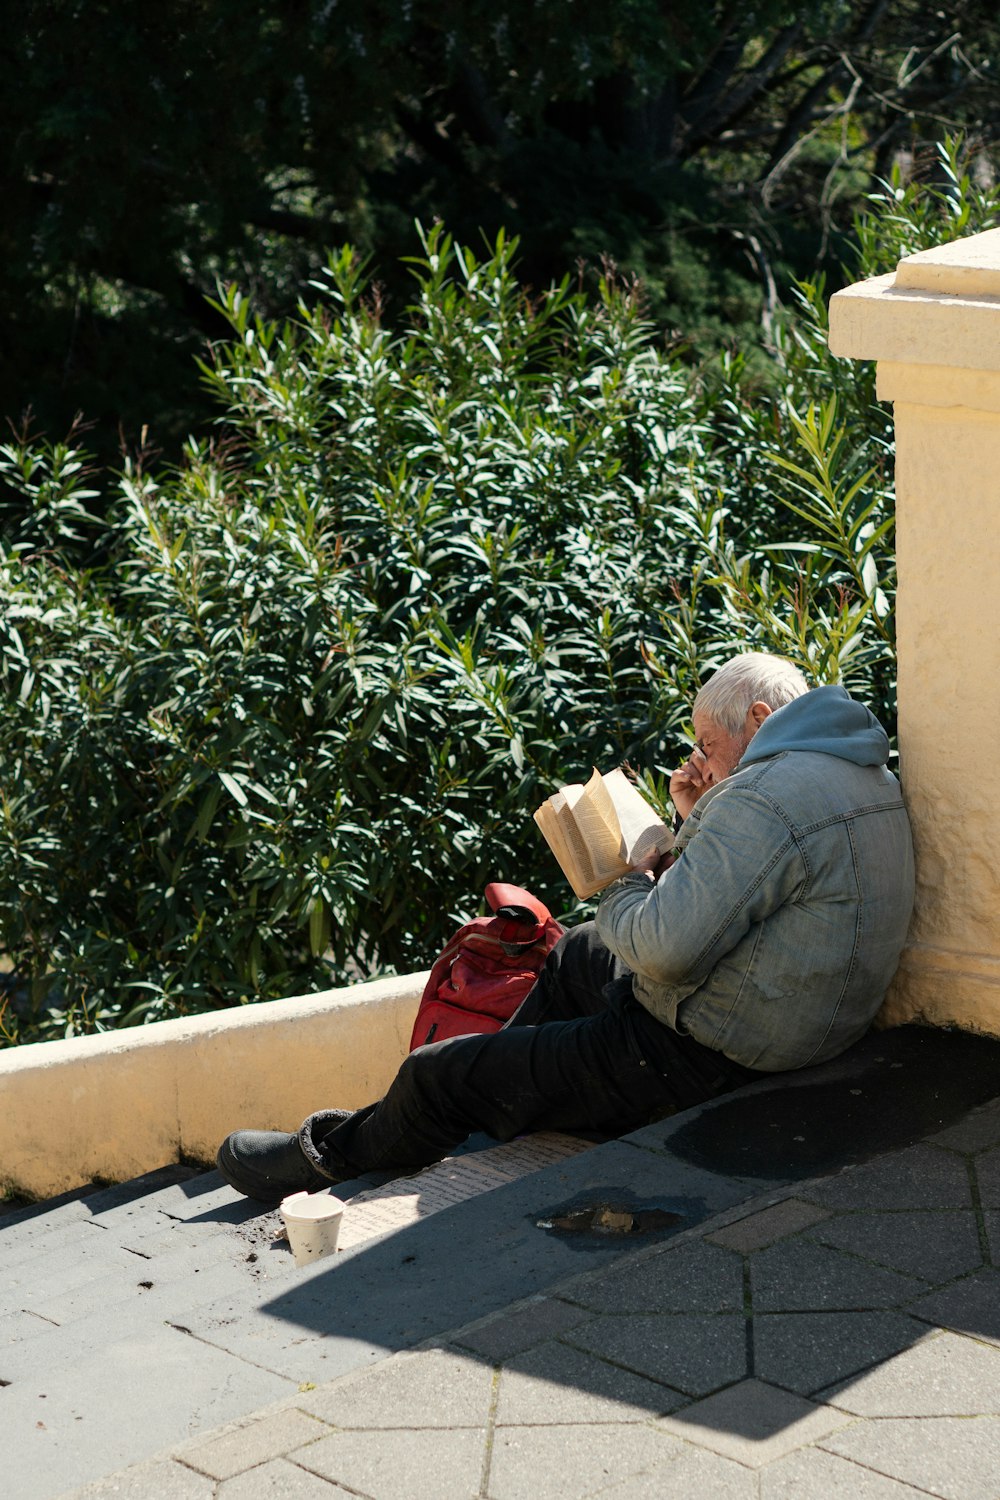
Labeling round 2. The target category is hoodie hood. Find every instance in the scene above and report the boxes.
[739,684,890,768]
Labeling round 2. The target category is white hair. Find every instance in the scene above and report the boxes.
[693,652,809,736]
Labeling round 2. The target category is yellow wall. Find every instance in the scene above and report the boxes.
[830,231,1000,1035]
[1,973,425,1200]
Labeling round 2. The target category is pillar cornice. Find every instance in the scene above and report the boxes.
[830,230,1000,375]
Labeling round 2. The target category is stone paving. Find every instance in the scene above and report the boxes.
[42,1093,1000,1500]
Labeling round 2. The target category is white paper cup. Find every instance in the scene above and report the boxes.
[279,1189,345,1267]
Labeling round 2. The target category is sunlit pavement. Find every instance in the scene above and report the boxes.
[5,1026,1000,1500]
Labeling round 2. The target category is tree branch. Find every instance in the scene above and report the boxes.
[679,24,757,130]
[683,19,808,153]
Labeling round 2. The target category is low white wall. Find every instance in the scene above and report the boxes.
[0,972,427,1201]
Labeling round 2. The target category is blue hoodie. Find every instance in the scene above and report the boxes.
[740,683,890,769]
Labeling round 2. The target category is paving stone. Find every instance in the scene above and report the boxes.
[908,1268,1000,1347]
[23,1166,206,1249]
[753,1310,928,1395]
[298,1347,493,1429]
[59,1457,216,1498]
[451,1296,593,1361]
[596,1445,756,1498]
[2,1234,144,1309]
[4,1322,292,1500]
[633,1029,1000,1190]
[561,1239,744,1316]
[216,1458,354,1497]
[822,1415,1000,1499]
[107,1230,294,1290]
[0,1217,111,1276]
[141,1176,270,1235]
[973,1144,1000,1207]
[749,1238,929,1312]
[657,1377,850,1467]
[83,1164,203,1206]
[181,1408,330,1480]
[293,1425,486,1500]
[1,1185,88,1219]
[819,1329,1000,1416]
[495,1338,684,1424]
[3,1269,269,1390]
[926,1097,1000,1155]
[171,1286,393,1387]
[566,1312,746,1396]
[81,1174,216,1233]
[805,1209,984,1283]
[486,1422,682,1500]
[0,1310,69,1384]
[22,1253,258,1327]
[1,1307,64,1344]
[114,1228,279,1293]
[0,1193,95,1247]
[119,1210,294,1281]
[985,1211,1000,1265]
[803,1143,972,1212]
[759,1446,930,1497]
[114,1219,231,1257]
[706,1198,832,1254]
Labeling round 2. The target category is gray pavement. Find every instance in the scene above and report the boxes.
[5,1028,1000,1499]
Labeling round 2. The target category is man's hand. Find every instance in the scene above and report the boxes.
[670,747,712,823]
[630,848,676,879]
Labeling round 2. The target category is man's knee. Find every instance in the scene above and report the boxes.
[399,1031,484,1109]
[553,919,599,953]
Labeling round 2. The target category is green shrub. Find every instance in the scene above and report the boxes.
[2,143,994,1045]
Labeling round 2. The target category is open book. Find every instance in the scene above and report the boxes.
[533,768,674,900]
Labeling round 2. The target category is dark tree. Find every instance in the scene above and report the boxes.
[4,1,996,454]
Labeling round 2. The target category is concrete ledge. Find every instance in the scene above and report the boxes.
[0,972,427,1200]
[829,271,1000,371]
[875,360,1000,414]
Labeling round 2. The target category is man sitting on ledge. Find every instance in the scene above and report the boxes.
[217,652,915,1204]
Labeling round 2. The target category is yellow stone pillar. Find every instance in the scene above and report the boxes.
[829,229,1000,1036]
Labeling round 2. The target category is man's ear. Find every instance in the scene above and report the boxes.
[747,701,773,732]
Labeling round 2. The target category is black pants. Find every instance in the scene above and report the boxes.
[306,922,758,1178]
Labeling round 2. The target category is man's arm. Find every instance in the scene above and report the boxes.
[595,785,804,987]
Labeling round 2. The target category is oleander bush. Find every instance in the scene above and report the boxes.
[1,143,992,1044]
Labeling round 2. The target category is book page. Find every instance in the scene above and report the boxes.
[601,768,675,865]
[533,798,571,882]
[534,785,599,899]
[574,768,631,883]
[553,785,601,895]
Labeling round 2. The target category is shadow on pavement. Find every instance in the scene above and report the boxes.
[200,1025,1000,1441]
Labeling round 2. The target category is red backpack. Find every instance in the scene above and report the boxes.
[408,882,565,1051]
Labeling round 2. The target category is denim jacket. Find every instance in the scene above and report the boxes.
[595,687,914,1071]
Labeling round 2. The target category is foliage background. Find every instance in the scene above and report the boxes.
[2,1,999,1044]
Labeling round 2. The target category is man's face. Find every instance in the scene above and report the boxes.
[691,709,758,789]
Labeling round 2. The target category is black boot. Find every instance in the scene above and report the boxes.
[216,1128,339,1204]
